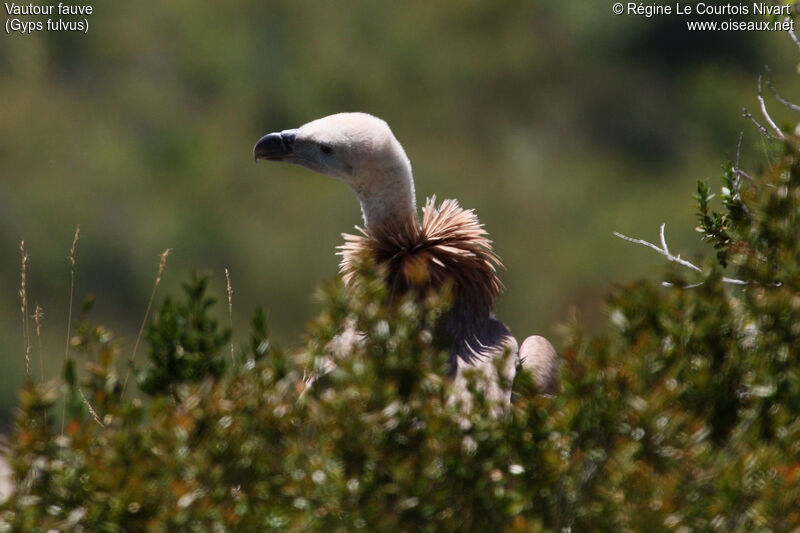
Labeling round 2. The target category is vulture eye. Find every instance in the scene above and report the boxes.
[319,144,334,155]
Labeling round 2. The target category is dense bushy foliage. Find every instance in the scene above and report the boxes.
[2,133,800,531]
[137,274,231,396]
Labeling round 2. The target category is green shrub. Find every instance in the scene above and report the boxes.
[3,134,800,531]
[137,274,231,397]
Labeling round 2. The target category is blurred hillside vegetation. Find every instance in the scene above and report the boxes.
[2,0,800,426]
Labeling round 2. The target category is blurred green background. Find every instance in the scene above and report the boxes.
[2,0,799,429]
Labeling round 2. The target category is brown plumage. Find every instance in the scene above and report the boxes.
[338,195,517,374]
[339,197,511,369]
[339,197,502,313]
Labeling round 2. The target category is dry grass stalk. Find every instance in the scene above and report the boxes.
[225,268,235,362]
[61,226,80,435]
[122,249,171,394]
[79,389,104,427]
[19,241,31,380]
[34,305,44,382]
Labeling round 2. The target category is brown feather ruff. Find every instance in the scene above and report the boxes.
[338,196,504,329]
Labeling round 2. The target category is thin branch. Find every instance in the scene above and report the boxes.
[757,74,785,139]
[730,132,752,215]
[734,131,743,183]
[742,107,775,139]
[122,249,171,395]
[614,224,749,286]
[615,224,700,273]
[764,66,800,113]
[736,167,756,183]
[658,222,670,256]
[787,18,800,54]
[661,281,705,289]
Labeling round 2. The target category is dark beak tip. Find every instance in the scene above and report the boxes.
[253,129,297,162]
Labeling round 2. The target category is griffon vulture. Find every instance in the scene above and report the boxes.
[254,112,557,405]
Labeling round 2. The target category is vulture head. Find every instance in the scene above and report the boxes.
[254,112,418,233]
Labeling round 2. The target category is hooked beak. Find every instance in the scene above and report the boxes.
[253,129,298,162]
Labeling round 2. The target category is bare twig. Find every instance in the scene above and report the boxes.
[731,131,755,184]
[735,131,743,170]
[757,74,785,139]
[732,131,743,191]
[61,226,80,435]
[19,241,31,380]
[614,224,749,287]
[658,222,671,256]
[615,224,700,273]
[225,268,235,363]
[730,132,752,216]
[764,66,800,113]
[122,249,171,394]
[742,108,775,139]
[788,18,800,54]
[736,168,756,183]
[735,131,743,177]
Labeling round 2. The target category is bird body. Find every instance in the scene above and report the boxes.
[254,112,557,400]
